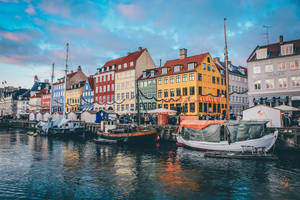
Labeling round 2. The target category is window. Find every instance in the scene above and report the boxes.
[291,76,300,87]
[131,92,134,99]
[254,80,261,90]
[164,89,168,97]
[112,84,114,91]
[199,103,203,112]
[207,64,211,71]
[164,104,168,109]
[279,78,287,88]
[126,92,129,99]
[183,103,188,113]
[189,86,195,95]
[188,62,195,70]
[290,61,300,70]
[124,63,127,68]
[212,76,215,83]
[203,63,206,70]
[162,68,167,74]
[121,93,125,99]
[208,103,212,113]
[198,87,202,95]
[212,65,215,72]
[278,63,286,71]
[164,77,168,84]
[176,88,181,96]
[213,104,216,113]
[189,73,195,81]
[217,104,221,112]
[170,104,175,110]
[170,89,175,97]
[183,87,187,96]
[158,78,162,85]
[182,74,187,82]
[104,75,106,82]
[130,61,134,66]
[207,57,210,63]
[117,93,120,100]
[176,75,181,83]
[170,76,174,83]
[256,48,268,59]
[158,90,162,98]
[265,64,273,72]
[281,44,294,56]
[198,73,202,81]
[107,85,110,92]
[253,66,261,74]
[158,104,162,108]
[190,103,195,112]
[217,89,220,96]
[103,85,106,92]
[174,65,180,72]
[265,79,274,89]
[204,103,207,112]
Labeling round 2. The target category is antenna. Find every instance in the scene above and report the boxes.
[263,25,272,45]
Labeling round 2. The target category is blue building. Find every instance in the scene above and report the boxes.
[81,77,94,111]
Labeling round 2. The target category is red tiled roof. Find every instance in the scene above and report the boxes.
[102,49,145,72]
[87,77,94,90]
[53,71,77,85]
[155,53,209,77]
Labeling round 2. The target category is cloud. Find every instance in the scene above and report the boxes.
[0,29,34,42]
[25,4,35,15]
[116,4,143,21]
[38,0,70,18]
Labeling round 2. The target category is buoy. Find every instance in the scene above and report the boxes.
[156,135,160,141]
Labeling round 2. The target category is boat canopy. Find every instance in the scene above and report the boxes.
[180,120,226,130]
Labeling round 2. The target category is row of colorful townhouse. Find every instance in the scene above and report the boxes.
[30,47,242,117]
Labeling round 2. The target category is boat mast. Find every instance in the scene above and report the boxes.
[63,43,69,119]
[50,62,55,115]
[224,18,230,120]
[136,80,140,125]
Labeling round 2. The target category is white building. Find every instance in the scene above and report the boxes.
[81,111,97,123]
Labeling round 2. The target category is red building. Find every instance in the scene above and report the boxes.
[94,63,116,110]
[41,88,51,113]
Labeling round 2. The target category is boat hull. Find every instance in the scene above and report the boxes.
[98,130,157,144]
[177,131,278,152]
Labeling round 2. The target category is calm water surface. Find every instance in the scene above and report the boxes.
[0,128,299,200]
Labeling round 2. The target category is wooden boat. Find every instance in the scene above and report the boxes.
[176,120,278,152]
[97,128,157,144]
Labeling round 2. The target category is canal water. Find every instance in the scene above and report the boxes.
[0,129,299,200]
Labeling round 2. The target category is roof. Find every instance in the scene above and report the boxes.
[137,68,161,81]
[215,60,247,77]
[247,38,300,62]
[31,81,48,91]
[180,120,226,129]
[155,53,209,77]
[87,77,94,90]
[102,48,145,72]
[274,105,300,111]
[53,71,76,85]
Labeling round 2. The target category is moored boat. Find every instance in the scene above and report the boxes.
[176,120,278,152]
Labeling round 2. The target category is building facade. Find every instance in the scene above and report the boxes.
[66,81,85,112]
[137,68,159,112]
[94,64,115,111]
[247,35,300,108]
[81,77,94,111]
[156,49,227,116]
[41,87,51,113]
[111,47,156,114]
[214,58,248,118]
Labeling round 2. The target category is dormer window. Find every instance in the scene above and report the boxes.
[256,48,268,59]
[124,63,127,68]
[174,65,180,72]
[188,62,196,70]
[118,64,121,70]
[162,67,168,75]
[281,44,294,56]
[143,71,147,78]
[130,61,134,67]
[151,70,155,77]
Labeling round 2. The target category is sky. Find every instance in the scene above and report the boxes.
[0,0,299,89]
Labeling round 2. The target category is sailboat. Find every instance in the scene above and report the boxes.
[37,43,85,136]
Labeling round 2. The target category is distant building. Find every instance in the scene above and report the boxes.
[114,47,156,114]
[41,86,51,113]
[94,63,116,111]
[30,75,49,97]
[247,35,300,108]
[65,66,87,112]
[137,68,160,112]
[156,49,227,116]
[214,58,248,117]
[81,76,95,111]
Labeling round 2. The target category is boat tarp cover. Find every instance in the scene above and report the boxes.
[180,120,226,130]
[181,120,268,143]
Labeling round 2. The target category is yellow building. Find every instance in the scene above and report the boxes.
[156,49,227,116]
[66,82,85,112]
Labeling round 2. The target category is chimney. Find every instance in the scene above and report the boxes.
[127,52,130,55]
[77,66,82,72]
[179,48,187,59]
[213,57,220,62]
[279,35,283,44]
[138,47,142,51]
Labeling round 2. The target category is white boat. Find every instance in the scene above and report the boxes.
[176,120,278,152]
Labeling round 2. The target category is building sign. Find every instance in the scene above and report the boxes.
[198,96,222,103]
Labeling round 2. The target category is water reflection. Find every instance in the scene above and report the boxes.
[0,129,299,200]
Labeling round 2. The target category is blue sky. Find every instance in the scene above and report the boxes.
[0,0,299,88]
